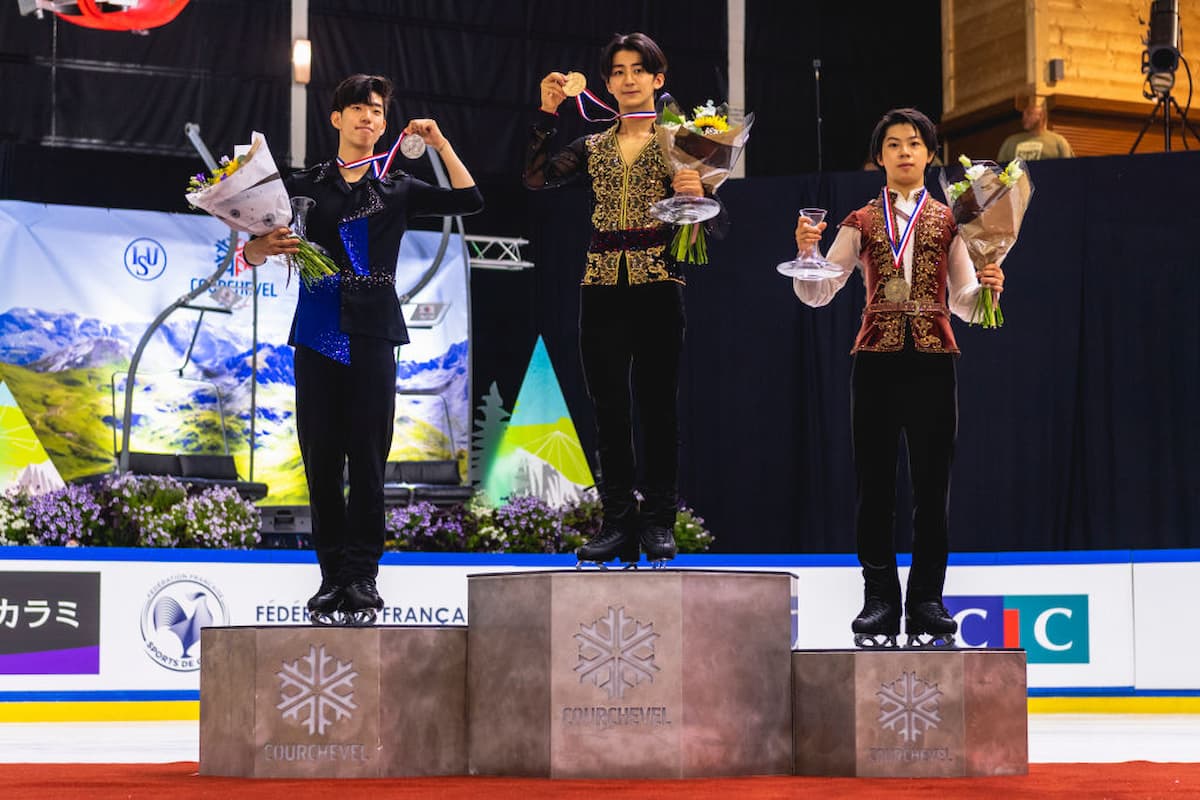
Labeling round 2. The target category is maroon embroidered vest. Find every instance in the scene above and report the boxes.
[842,195,960,354]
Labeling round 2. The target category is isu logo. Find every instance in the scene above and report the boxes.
[124,237,167,281]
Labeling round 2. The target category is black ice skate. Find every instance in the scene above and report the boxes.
[575,524,640,569]
[339,578,384,626]
[904,600,958,648]
[639,524,677,568]
[306,581,343,626]
[852,597,901,648]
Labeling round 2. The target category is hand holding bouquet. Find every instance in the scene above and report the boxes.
[938,155,1034,328]
[653,99,754,264]
[185,132,337,288]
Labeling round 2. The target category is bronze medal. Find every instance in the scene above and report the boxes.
[562,71,586,97]
[883,277,911,303]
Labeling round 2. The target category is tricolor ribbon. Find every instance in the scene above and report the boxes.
[880,187,930,272]
[573,89,658,123]
[336,131,414,177]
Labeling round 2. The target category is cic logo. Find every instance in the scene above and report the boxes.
[124,237,167,280]
[943,594,1090,664]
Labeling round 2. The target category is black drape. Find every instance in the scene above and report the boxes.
[515,152,1200,554]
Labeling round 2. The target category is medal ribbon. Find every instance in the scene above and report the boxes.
[880,187,930,272]
[336,132,414,177]
[573,89,658,123]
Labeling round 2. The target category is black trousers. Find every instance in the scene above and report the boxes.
[579,280,685,527]
[851,336,957,606]
[294,337,396,583]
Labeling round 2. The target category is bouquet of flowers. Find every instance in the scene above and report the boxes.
[185,132,336,287]
[654,99,754,264]
[938,155,1034,328]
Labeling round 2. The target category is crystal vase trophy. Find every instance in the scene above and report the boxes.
[289,195,315,239]
[776,207,841,280]
[289,195,333,258]
[649,195,721,225]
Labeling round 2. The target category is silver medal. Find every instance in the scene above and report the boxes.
[400,135,427,159]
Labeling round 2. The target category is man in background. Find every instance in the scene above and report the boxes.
[998,97,1075,162]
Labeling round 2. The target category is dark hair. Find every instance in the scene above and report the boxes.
[599,32,668,78]
[868,107,938,167]
[330,74,393,115]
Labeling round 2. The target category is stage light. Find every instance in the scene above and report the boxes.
[292,38,312,85]
[1141,0,1180,97]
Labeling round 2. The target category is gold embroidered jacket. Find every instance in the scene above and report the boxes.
[843,196,960,354]
[524,111,726,286]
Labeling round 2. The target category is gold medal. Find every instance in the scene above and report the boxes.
[562,71,586,97]
[883,277,911,303]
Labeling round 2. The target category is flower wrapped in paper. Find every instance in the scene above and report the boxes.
[185,132,336,288]
[938,155,1034,328]
[652,99,754,264]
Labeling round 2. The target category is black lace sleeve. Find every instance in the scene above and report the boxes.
[523,111,588,190]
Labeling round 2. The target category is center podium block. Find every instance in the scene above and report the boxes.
[466,569,793,779]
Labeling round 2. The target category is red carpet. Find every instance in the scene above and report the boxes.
[3,762,1199,799]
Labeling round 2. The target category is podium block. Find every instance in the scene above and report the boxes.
[792,649,1028,777]
[200,626,466,778]
[466,569,793,779]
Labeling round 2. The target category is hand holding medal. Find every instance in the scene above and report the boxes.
[403,118,451,159]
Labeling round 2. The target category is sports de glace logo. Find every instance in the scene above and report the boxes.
[139,574,228,672]
[943,594,1090,663]
[124,237,167,281]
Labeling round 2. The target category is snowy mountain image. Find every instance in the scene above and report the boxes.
[0,307,127,367]
[12,460,65,495]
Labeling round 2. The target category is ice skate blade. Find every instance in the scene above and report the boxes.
[853,633,898,648]
[309,612,340,626]
[575,559,639,570]
[646,558,673,570]
[341,609,378,627]
[905,632,956,649]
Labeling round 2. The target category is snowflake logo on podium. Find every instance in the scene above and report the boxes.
[574,606,660,700]
[877,671,942,742]
[276,644,359,735]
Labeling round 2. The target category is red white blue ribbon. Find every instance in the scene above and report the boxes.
[336,132,411,177]
[573,89,659,123]
[880,187,930,271]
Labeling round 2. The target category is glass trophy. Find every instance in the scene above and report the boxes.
[289,195,315,238]
[776,207,841,280]
[649,194,721,224]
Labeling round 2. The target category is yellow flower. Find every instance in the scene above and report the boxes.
[692,114,729,132]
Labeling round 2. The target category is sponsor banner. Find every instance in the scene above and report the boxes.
[943,564,1132,688]
[1132,561,1200,689]
[0,571,100,674]
[0,200,471,503]
[0,551,1183,694]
